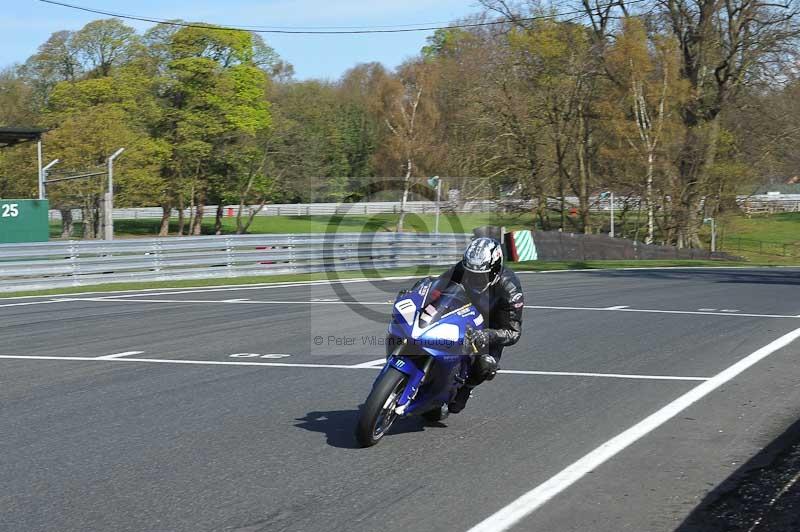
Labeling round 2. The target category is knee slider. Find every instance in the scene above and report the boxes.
[477,354,498,381]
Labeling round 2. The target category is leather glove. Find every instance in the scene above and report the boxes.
[471,329,497,352]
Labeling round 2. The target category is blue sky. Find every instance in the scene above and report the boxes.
[3,0,482,80]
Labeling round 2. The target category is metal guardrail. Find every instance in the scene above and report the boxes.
[0,233,471,292]
[721,236,800,258]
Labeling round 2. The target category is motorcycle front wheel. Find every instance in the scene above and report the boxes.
[355,367,407,447]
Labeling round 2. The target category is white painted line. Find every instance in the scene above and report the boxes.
[0,355,704,383]
[351,358,387,368]
[96,351,144,360]
[51,297,800,320]
[229,353,292,359]
[524,305,800,320]
[0,299,78,309]
[0,275,418,301]
[721,309,741,313]
[467,325,800,532]
[84,276,416,300]
[61,297,393,306]
[533,266,761,274]
[498,369,708,381]
[0,355,382,370]
[698,308,717,311]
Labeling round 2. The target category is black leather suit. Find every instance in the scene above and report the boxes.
[436,263,525,364]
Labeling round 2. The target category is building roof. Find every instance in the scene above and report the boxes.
[753,183,800,194]
[0,127,48,148]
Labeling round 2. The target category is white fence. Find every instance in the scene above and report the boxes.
[0,233,471,292]
[46,194,800,222]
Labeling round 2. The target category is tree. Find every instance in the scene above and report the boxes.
[72,19,139,78]
[374,61,439,231]
[604,18,688,243]
[620,0,800,246]
[44,67,168,238]
[161,25,272,235]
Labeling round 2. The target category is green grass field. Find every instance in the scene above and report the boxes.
[699,212,800,264]
[49,212,536,239]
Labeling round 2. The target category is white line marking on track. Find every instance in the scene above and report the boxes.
[531,266,762,273]
[524,305,800,319]
[96,351,144,360]
[466,325,800,532]
[698,308,717,311]
[351,358,387,368]
[0,355,379,370]
[721,309,741,313]
[0,355,708,381]
[497,370,707,381]
[0,275,418,301]
[44,297,800,320]
[0,299,76,309]
[82,276,416,300]
[229,353,292,359]
[63,297,392,306]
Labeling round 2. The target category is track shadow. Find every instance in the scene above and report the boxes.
[675,417,800,532]
[294,408,435,449]
[584,267,800,287]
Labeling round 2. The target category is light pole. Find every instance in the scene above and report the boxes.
[704,217,716,252]
[40,159,59,200]
[105,148,125,241]
[610,192,615,238]
[428,175,441,234]
[37,140,44,200]
[600,191,615,237]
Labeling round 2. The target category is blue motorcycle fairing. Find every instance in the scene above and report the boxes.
[384,356,425,410]
[377,279,485,416]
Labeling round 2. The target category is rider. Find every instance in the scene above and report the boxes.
[437,237,525,413]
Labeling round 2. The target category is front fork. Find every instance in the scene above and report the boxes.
[385,349,433,415]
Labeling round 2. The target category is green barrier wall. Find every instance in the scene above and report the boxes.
[0,199,49,243]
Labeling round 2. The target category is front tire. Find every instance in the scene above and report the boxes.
[356,367,407,447]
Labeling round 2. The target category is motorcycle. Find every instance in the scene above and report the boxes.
[355,277,484,447]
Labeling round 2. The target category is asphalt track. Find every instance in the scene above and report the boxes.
[2,267,800,532]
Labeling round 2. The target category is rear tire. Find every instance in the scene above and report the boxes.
[356,368,407,447]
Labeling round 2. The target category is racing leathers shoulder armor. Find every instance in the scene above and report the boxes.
[437,263,524,359]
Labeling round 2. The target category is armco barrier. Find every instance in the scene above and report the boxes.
[0,233,472,292]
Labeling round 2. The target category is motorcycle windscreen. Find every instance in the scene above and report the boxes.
[418,281,471,328]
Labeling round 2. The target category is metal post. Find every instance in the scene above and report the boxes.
[434,179,442,234]
[610,192,615,238]
[37,140,44,200]
[711,218,716,252]
[40,159,59,200]
[105,148,125,241]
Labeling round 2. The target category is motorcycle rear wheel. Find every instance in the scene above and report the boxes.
[355,367,407,447]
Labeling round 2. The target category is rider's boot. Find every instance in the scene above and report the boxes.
[448,385,474,414]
